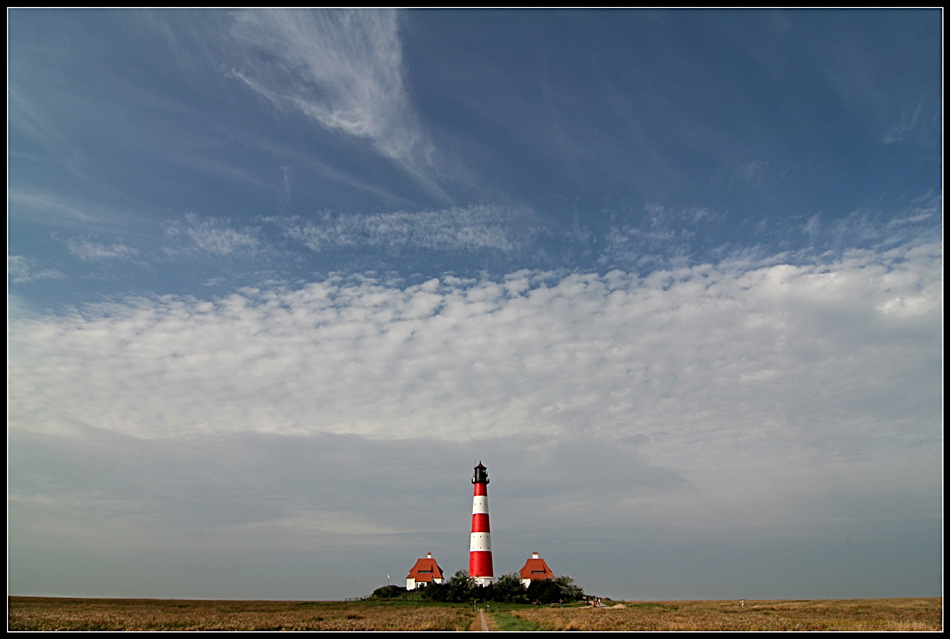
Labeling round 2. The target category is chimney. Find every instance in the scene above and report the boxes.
[532,552,539,559]
[427,552,432,559]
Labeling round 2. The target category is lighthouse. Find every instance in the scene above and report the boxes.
[469,462,495,586]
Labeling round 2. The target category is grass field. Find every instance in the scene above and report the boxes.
[503,598,942,631]
[6,597,475,631]
[8,596,942,631]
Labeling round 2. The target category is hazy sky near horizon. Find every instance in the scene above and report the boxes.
[8,8,942,601]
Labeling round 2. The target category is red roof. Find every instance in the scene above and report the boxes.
[407,555,444,583]
[519,555,554,581]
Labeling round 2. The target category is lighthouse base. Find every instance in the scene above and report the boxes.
[471,576,495,587]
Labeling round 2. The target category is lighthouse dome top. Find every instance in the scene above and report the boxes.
[472,462,489,484]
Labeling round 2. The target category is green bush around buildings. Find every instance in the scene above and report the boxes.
[370,584,407,599]
[414,570,584,605]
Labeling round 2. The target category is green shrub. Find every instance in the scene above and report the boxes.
[491,573,529,604]
[527,575,584,604]
[371,585,406,599]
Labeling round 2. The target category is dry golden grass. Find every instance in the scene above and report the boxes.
[8,596,941,631]
[7,597,475,631]
[507,598,943,631]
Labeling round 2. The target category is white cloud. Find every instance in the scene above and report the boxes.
[10,240,940,454]
[163,213,262,257]
[66,238,140,262]
[274,204,537,254]
[228,9,443,197]
[8,255,65,285]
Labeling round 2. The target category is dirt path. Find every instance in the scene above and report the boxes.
[468,609,490,631]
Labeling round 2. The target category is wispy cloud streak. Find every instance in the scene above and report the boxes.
[229,10,444,198]
[8,255,65,285]
[163,213,263,257]
[67,239,140,262]
[274,204,539,254]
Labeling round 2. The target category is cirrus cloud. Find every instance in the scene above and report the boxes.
[228,9,445,199]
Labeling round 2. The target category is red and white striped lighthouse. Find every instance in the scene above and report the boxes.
[469,461,495,586]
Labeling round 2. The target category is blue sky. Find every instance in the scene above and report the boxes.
[7,8,942,601]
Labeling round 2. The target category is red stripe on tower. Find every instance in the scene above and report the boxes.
[469,462,495,586]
